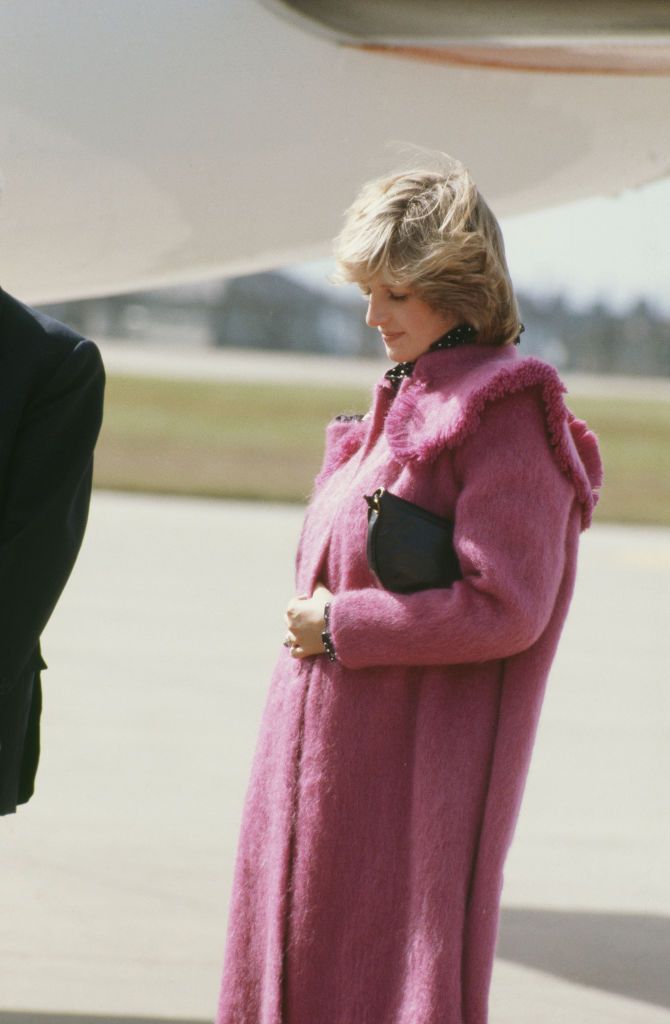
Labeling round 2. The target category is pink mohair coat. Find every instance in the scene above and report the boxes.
[216,342,603,1024]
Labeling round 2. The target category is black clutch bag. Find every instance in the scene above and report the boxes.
[364,487,462,594]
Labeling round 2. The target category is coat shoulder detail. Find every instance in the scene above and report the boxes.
[386,350,603,530]
[314,415,368,485]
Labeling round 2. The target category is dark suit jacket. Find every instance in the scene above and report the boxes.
[0,288,105,814]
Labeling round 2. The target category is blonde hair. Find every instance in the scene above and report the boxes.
[333,159,521,347]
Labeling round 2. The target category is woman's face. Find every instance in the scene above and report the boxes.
[362,278,456,364]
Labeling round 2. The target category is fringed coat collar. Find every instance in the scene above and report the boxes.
[325,344,603,530]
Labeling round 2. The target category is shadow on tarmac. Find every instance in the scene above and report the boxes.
[1,910,667,1022]
[498,908,670,1009]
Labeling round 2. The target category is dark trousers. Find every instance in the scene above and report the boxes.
[0,669,41,815]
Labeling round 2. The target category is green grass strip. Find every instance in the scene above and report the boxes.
[95,374,670,525]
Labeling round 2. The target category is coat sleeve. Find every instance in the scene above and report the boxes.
[328,389,577,670]
[0,338,105,694]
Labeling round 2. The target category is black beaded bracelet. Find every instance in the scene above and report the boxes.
[321,601,337,662]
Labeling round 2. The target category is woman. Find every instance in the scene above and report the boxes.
[216,161,602,1024]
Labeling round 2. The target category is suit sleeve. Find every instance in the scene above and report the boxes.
[0,338,105,694]
[328,390,577,670]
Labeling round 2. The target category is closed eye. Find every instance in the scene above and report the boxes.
[358,285,410,302]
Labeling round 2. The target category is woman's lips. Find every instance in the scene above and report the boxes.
[381,331,404,342]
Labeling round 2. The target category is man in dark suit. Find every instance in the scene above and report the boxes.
[0,287,105,815]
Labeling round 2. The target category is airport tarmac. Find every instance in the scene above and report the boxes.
[1,491,668,1024]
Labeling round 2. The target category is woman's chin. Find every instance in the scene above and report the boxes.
[383,340,427,364]
[382,340,405,362]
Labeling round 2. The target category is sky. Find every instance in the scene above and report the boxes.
[288,176,670,317]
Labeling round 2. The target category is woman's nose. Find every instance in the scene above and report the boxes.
[366,296,386,328]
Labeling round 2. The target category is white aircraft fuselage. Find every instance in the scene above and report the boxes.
[0,0,669,302]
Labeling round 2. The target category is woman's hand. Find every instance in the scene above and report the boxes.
[284,583,333,659]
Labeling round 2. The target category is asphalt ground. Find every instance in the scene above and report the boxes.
[1,492,668,1023]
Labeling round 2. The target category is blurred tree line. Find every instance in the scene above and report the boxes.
[518,293,670,376]
[39,270,670,376]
